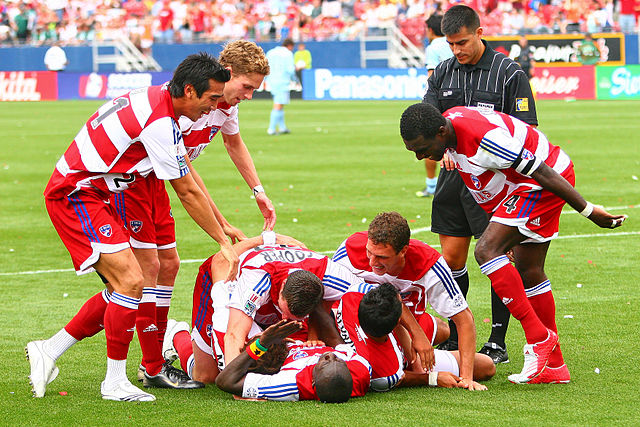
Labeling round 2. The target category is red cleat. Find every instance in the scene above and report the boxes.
[528,364,571,384]
[508,329,558,384]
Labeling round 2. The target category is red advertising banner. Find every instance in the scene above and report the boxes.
[0,71,58,101]
[530,66,595,100]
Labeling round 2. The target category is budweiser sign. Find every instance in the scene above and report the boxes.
[530,66,595,100]
[0,71,57,101]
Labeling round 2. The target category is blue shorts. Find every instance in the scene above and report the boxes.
[271,89,290,105]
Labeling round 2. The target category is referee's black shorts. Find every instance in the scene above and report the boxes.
[430,168,489,239]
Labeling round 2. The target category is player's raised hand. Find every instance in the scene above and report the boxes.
[219,243,240,282]
[587,204,627,229]
[256,192,277,231]
[259,320,303,347]
[223,223,247,244]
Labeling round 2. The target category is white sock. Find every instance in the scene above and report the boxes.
[105,358,128,385]
[187,355,195,379]
[45,328,78,361]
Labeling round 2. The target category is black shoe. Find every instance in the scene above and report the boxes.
[478,342,509,364]
[436,339,458,351]
[142,361,205,389]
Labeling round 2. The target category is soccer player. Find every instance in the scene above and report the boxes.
[416,13,452,198]
[111,40,275,386]
[424,5,538,361]
[399,102,627,384]
[337,283,495,391]
[265,38,296,135]
[333,212,481,389]
[215,320,371,402]
[163,232,366,384]
[26,52,239,402]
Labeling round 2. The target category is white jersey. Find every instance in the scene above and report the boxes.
[179,101,239,161]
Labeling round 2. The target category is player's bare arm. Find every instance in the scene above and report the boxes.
[224,308,254,364]
[531,163,627,229]
[183,154,247,243]
[222,132,277,230]
[216,320,302,395]
[449,308,482,390]
[169,172,238,281]
[399,304,435,372]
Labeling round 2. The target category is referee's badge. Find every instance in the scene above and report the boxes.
[516,98,529,111]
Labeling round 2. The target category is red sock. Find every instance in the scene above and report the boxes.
[483,258,548,343]
[527,283,565,367]
[174,330,193,373]
[65,290,109,340]
[137,288,163,376]
[104,292,137,360]
[156,305,170,346]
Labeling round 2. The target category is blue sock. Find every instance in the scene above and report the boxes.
[268,110,278,132]
[426,177,437,193]
[275,109,286,131]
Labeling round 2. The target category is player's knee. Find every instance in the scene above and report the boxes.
[111,268,145,298]
[474,354,496,381]
[158,252,180,282]
[473,241,490,265]
[434,319,450,345]
[192,367,218,384]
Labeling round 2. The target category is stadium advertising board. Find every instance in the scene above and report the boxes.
[485,34,624,66]
[596,65,640,99]
[0,71,57,101]
[303,68,427,101]
[57,72,173,100]
[530,66,596,100]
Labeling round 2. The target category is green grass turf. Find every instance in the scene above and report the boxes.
[0,99,639,426]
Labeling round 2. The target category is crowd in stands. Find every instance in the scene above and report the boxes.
[1,0,638,49]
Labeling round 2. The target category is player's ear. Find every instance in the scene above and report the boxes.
[476,26,484,38]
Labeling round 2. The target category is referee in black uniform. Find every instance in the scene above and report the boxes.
[423,5,537,363]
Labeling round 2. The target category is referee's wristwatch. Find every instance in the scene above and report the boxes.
[252,185,265,197]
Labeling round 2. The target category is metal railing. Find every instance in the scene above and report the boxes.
[359,25,425,68]
[92,36,162,72]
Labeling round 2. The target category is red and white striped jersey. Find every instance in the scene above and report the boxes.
[179,101,239,161]
[241,343,371,401]
[333,232,467,318]
[336,282,405,392]
[444,106,572,213]
[44,84,189,199]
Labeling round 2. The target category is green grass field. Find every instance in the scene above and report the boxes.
[1,99,639,426]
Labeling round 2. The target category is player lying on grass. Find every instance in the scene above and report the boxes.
[161,232,367,384]
[333,212,481,389]
[400,103,628,384]
[215,320,371,402]
[336,282,495,391]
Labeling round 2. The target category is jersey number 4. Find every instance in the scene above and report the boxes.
[502,195,520,214]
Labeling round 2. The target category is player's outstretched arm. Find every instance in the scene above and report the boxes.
[399,304,434,372]
[216,320,302,396]
[450,308,479,390]
[531,163,627,229]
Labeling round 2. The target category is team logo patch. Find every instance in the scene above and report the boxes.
[99,224,112,237]
[471,175,482,189]
[245,387,259,398]
[206,324,213,337]
[129,220,143,233]
[452,294,465,308]
[292,350,309,361]
[177,155,188,170]
[244,300,256,315]
[477,102,494,111]
[520,148,535,160]
[209,126,220,141]
[516,98,529,112]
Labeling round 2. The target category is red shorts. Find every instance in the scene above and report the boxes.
[491,166,575,243]
[45,192,130,275]
[111,173,176,249]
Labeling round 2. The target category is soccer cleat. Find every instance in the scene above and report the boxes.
[143,361,204,389]
[267,129,277,135]
[101,379,156,402]
[415,188,434,198]
[436,340,458,351]
[25,340,59,398]
[280,128,291,134]
[508,330,558,384]
[137,364,146,382]
[162,319,189,363]
[478,342,510,364]
[519,364,571,384]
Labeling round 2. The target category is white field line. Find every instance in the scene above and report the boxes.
[3,204,637,277]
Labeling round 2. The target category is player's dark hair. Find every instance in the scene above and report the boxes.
[246,341,289,375]
[367,212,410,254]
[169,52,230,98]
[442,5,480,35]
[358,283,402,338]
[426,14,444,37]
[282,270,324,318]
[400,102,446,143]
[315,361,353,403]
